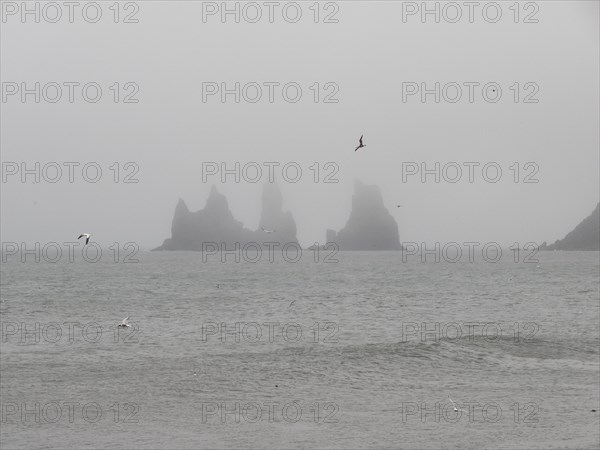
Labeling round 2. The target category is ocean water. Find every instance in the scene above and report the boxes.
[1,251,599,449]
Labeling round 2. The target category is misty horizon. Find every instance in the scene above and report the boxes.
[1,2,598,249]
[1,2,599,449]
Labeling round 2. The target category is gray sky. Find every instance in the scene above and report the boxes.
[1,1,598,249]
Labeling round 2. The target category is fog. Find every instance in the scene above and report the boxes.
[1,1,598,250]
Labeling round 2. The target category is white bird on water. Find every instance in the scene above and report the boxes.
[448,396,461,412]
[118,317,131,328]
[78,233,91,245]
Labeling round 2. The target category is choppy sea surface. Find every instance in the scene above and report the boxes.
[1,251,599,449]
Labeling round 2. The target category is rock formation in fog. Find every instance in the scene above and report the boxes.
[540,202,600,251]
[326,180,402,251]
[258,183,297,242]
[153,184,298,251]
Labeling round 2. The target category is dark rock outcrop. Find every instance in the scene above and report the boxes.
[540,202,600,251]
[153,184,298,251]
[326,180,401,250]
[259,183,297,242]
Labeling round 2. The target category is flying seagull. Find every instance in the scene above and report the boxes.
[118,317,131,328]
[261,227,276,234]
[396,205,403,208]
[354,135,366,151]
[78,233,91,245]
[289,300,296,308]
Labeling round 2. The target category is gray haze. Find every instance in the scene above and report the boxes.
[1,1,598,249]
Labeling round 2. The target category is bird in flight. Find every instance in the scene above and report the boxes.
[396,205,403,208]
[118,317,131,328]
[289,300,296,308]
[354,135,366,151]
[78,233,91,245]
[261,227,276,234]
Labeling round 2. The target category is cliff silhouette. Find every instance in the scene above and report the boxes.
[541,202,600,251]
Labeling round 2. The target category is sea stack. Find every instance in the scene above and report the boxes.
[326,180,402,250]
[153,184,298,251]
